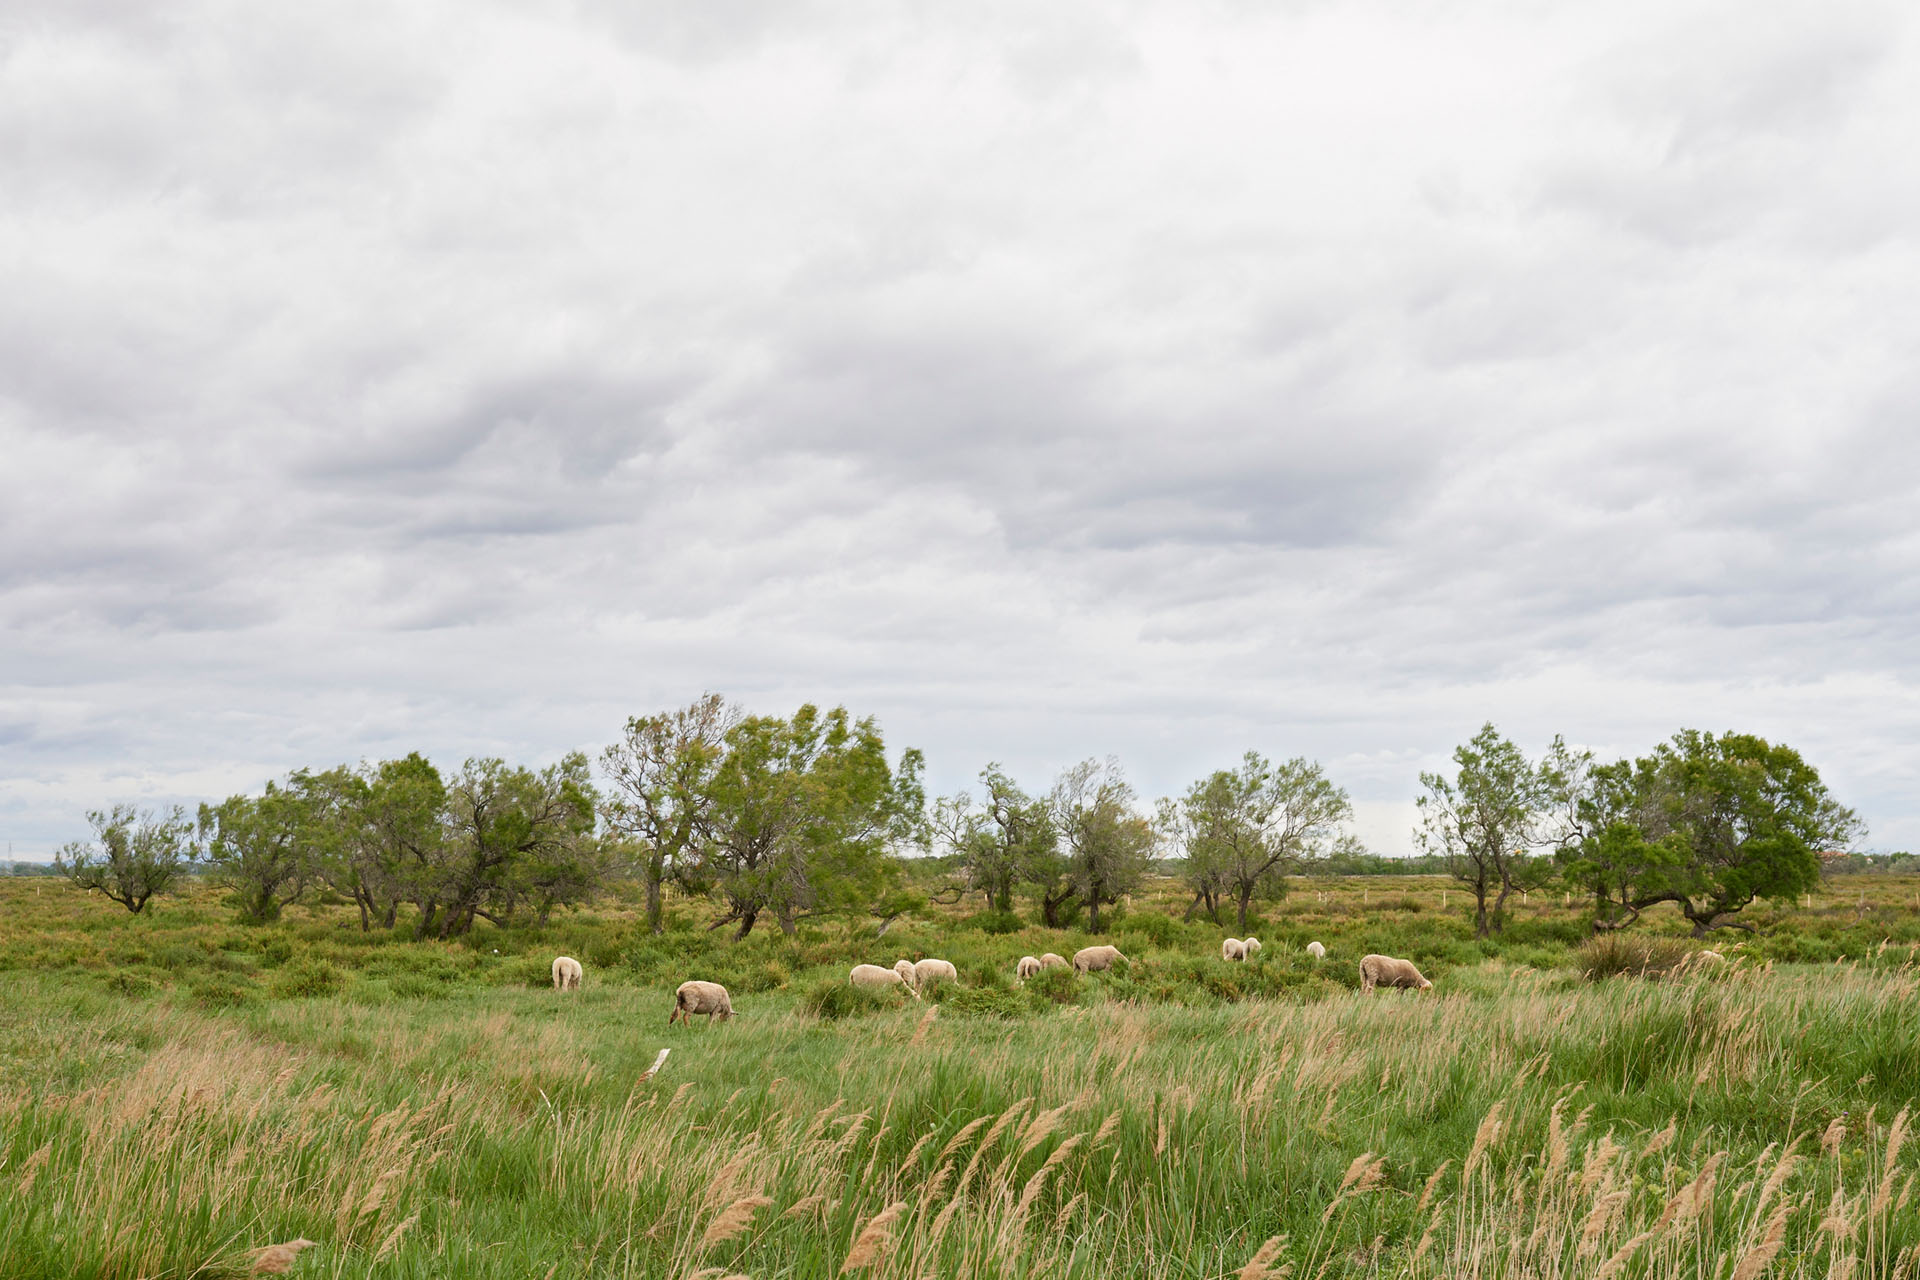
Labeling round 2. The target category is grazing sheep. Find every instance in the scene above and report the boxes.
[913,957,959,988]
[1306,941,1326,961]
[1359,954,1432,993]
[1039,953,1069,971]
[1017,955,1042,980]
[1243,937,1261,958]
[1222,938,1247,962]
[669,979,734,1025]
[851,963,921,999]
[894,959,920,987]
[1073,945,1129,974]
[1696,949,1727,965]
[552,955,583,991]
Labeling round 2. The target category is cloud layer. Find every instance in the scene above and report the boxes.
[4,0,1918,856]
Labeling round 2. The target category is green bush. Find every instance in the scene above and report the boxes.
[1118,911,1184,948]
[271,957,347,999]
[944,986,1029,1019]
[189,974,258,1008]
[257,936,295,968]
[966,910,1025,935]
[1577,934,1696,980]
[389,972,454,1000]
[1023,966,1086,1006]
[104,969,157,998]
[801,978,907,1021]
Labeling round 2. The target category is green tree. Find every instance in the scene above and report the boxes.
[300,755,447,932]
[1417,725,1583,938]
[198,782,315,924]
[600,693,738,934]
[54,804,197,914]
[1051,758,1152,933]
[933,764,1055,915]
[424,753,599,938]
[1561,730,1861,936]
[697,705,922,940]
[1165,752,1358,933]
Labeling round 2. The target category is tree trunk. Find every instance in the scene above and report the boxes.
[732,910,758,941]
[645,871,664,935]
[1236,886,1253,933]
[1472,886,1489,939]
[381,900,398,930]
[354,890,371,932]
[1183,892,1201,922]
[777,909,798,938]
[994,883,1012,913]
[1491,878,1512,936]
[1089,896,1102,933]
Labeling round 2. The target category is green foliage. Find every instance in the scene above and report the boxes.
[270,957,347,998]
[199,782,317,925]
[1022,966,1087,1006]
[966,908,1025,935]
[943,985,1029,1019]
[54,804,198,914]
[800,977,907,1020]
[1576,934,1697,980]
[1117,910,1183,949]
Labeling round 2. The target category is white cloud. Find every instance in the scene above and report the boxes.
[3,0,1918,857]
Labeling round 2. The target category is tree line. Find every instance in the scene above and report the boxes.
[49,698,1862,940]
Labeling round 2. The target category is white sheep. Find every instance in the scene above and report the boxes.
[1016,955,1042,980]
[913,957,959,988]
[1243,937,1261,959]
[851,963,921,999]
[669,979,734,1024]
[1359,953,1432,993]
[1306,941,1326,961]
[1039,953,1069,971]
[552,955,583,991]
[1073,945,1129,974]
[1696,949,1727,965]
[1222,938,1247,962]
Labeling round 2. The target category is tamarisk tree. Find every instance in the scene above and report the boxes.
[54,804,197,914]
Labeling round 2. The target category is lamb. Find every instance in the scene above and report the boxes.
[1696,949,1727,965]
[1073,945,1129,974]
[552,955,583,991]
[850,963,921,999]
[669,979,734,1025]
[1222,938,1247,962]
[1243,937,1261,958]
[1306,941,1326,961]
[1039,953,1069,971]
[913,957,959,988]
[1359,954,1432,993]
[1017,955,1042,980]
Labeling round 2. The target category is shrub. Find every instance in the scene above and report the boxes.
[105,969,157,998]
[944,986,1029,1020]
[189,975,258,1008]
[967,910,1025,935]
[1118,911,1184,948]
[271,957,347,999]
[1578,934,1696,980]
[1023,967,1086,1006]
[389,972,453,1000]
[257,936,295,968]
[801,979,904,1021]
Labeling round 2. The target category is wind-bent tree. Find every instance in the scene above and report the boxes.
[198,782,316,924]
[1561,730,1861,936]
[1166,752,1357,932]
[422,753,599,938]
[697,704,923,939]
[301,755,447,932]
[1417,725,1583,938]
[54,804,197,914]
[1051,758,1152,933]
[600,693,738,933]
[933,764,1056,915]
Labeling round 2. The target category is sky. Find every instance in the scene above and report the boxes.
[4,0,1918,860]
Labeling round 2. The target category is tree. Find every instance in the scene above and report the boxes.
[300,755,447,932]
[54,804,197,914]
[423,754,599,938]
[932,764,1055,915]
[696,705,923,940]
[600,694,738,934]
[1051,758,1152,933]
[1165,752,1357,932]
[198,782,315,924]
[1561,730,1862,936]
[1417,725,1581,938]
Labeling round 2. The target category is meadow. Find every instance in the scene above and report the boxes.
[3,872,1919,1278]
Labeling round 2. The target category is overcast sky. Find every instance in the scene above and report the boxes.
[5,0,1918,860]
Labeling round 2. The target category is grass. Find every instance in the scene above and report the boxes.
[2,875,1920,1277]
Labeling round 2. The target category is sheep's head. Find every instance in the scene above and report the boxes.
[1418,977,1434,990]
[893,959,917,982]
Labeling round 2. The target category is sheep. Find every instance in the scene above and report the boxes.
[1306,941,1326,961]
[669,979,734,1025]
[1359,954,1432,993]
[552,955,583,991]
[1017,955,1042,980]
[850,963,921,999]
[1073,945,1129,974]
[1696,949,1727,965]
[1243,937,1261,958]
[1222,938,1247,962]
[1039,953,1069,971]
[913,957,959,988]
[894,959,920,988]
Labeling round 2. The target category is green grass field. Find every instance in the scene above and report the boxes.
[3,874,1919,1278]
